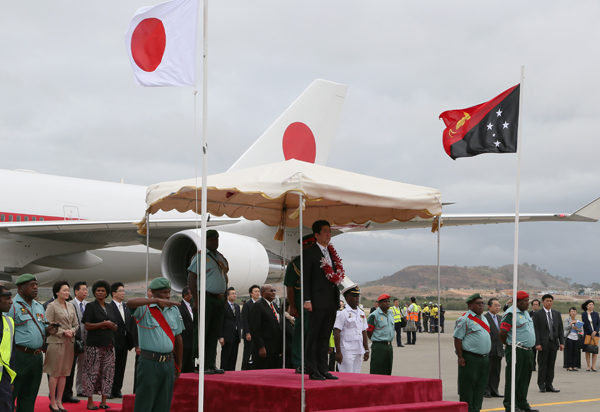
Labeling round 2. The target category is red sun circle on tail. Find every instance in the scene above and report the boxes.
[131,18,166,72]
[282,122,316,163]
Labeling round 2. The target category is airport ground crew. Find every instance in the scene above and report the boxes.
[0,285,15,411]
[334,285,369,373]
[416,302,423,333]
[454,293,491,412]
[367,294,395,375]
[128,278,184,412]
[390,299,404,347]
[406,297,419,345]
[422,303,430,333]
[430,304,439,333]
[8,274,58,412]
[499,291,539,412]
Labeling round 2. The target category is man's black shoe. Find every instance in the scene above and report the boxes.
[309,373,326,381]
[398,344,404,347]
[323,372,338,380]
[62,397,80,403]
[211,367,225,374]
[77,394,85,398]
[204,368,215,375]
[483,393,492,398]
[546,387,560,393]
[112,393,123,398]
[106,395,114,399]
[295,367,308,374]
[515,409,539,412]
[492,393,504,398]
[539,387,546,393]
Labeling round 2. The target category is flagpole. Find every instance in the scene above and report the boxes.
[299,193,306,412]
[198,0,209,410]
[282,226,287,369]
[510,66,525,412]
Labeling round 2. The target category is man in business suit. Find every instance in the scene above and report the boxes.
[529,299,541,371]
[219,287,242,371]
[71,281,88,398]
[109,282,137,399]
[178,286,195,373]
[303,220,341,381]
[241,285,261,370]
[484,298,504,398]
[249,284,282,369]
[532,294,564,393]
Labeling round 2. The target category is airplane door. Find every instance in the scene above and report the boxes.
[63,205,80,220]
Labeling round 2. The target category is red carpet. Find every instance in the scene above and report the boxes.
[116,369,466,412]
[34,397,122,412]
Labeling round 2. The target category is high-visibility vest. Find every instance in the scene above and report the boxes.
[0,315,16,383]
[408,304,419,321]
[390,306,403,323]
[423,307,430,315]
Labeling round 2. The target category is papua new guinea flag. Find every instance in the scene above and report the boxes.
[440,84,520,159]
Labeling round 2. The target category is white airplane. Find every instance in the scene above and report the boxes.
[1,80,599,293]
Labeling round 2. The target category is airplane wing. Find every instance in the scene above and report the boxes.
[333,196,600,233]
[0,218,239,246]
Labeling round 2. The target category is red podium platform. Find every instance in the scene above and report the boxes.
[118,369,466,412]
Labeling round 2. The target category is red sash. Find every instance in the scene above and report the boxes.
[468,314,490,333]
[149,306,180,372]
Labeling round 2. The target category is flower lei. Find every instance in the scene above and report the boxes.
[320,243,345,285]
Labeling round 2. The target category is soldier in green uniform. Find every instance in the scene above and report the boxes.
[283,234,315,372]
[7,274,59,412]
[187,229,229,374]
[128,278,184,412]
[498,291,539,412]
[453,293,492,412]
[367,293,395,375]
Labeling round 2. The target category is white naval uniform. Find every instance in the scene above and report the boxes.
[334,305,368,373]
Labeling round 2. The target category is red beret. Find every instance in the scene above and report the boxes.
[378,293,391,301]
[516,291,529,300]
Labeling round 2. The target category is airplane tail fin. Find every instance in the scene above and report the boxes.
[569,196,600,221]
[228,79,348,171]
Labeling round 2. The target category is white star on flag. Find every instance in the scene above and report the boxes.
[487,123,493,130]
[496,109,502,117]
[494,141,501,147]
[502,122,509,129]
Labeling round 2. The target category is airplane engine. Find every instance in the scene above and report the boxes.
[161,230,277,293]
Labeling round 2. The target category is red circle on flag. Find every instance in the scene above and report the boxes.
[282,122,316,163]
[131,18,166,72]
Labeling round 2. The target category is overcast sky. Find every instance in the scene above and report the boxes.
[2,1,599,285]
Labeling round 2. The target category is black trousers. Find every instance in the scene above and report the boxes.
[485,355,503,396]
[406,331,416,344]
[305,308,336,375]
[0,368,11,412]
[394,323,403,346]
[241,338,253,370]
[564,338,580,368]
[112,346,128,396]
[181,347,195,373]
[220,339,240,371]
[537,343,558,389]
[252,342,280,370]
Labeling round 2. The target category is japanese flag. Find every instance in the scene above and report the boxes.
[125,0,199,87]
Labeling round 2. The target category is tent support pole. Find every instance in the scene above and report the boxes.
[145,211,149,296]
[299,193,305,412]
[437,216,441,380]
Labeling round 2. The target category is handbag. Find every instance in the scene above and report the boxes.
[585,343,599,354]
[584,335,599,345]
[74,338,85,354]
[399,317,407,328]
[405,319,417,332]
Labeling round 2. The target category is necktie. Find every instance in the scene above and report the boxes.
[271,303,279,321]
[547,311,554,340]
[494,315,499,330]
[118,303,125,321]
[80,302,85,315]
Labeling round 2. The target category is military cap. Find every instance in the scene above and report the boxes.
[466,293,483,304]
[207,229,219,239]
[297,234,316,245]
[149,278,171,290]
[342,283,360,296]
[516,290,529,300]
[15,274,37,286]
[377,293,391,302]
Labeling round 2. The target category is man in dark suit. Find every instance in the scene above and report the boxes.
[109,282,137,399]
[249,284,282,369]
[219,287,242,371]
[241,285,261,370]
[484,298,504,398]
[529,299,541,371]
[532,294,564,393]
[178,286,195,373]
[303,220,341,381]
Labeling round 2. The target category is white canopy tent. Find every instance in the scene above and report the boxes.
[140,159,443,412]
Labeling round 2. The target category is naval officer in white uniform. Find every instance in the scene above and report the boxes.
[333,284,370,373]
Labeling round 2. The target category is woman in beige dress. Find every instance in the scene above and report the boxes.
[44,280,79,412]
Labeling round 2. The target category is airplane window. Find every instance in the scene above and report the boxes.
[40,217,44,221]
[16,216,21,222]
[32,216,36,221]
[0,214,4,221]
[24,216,29,221]
[9,215,13,222]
